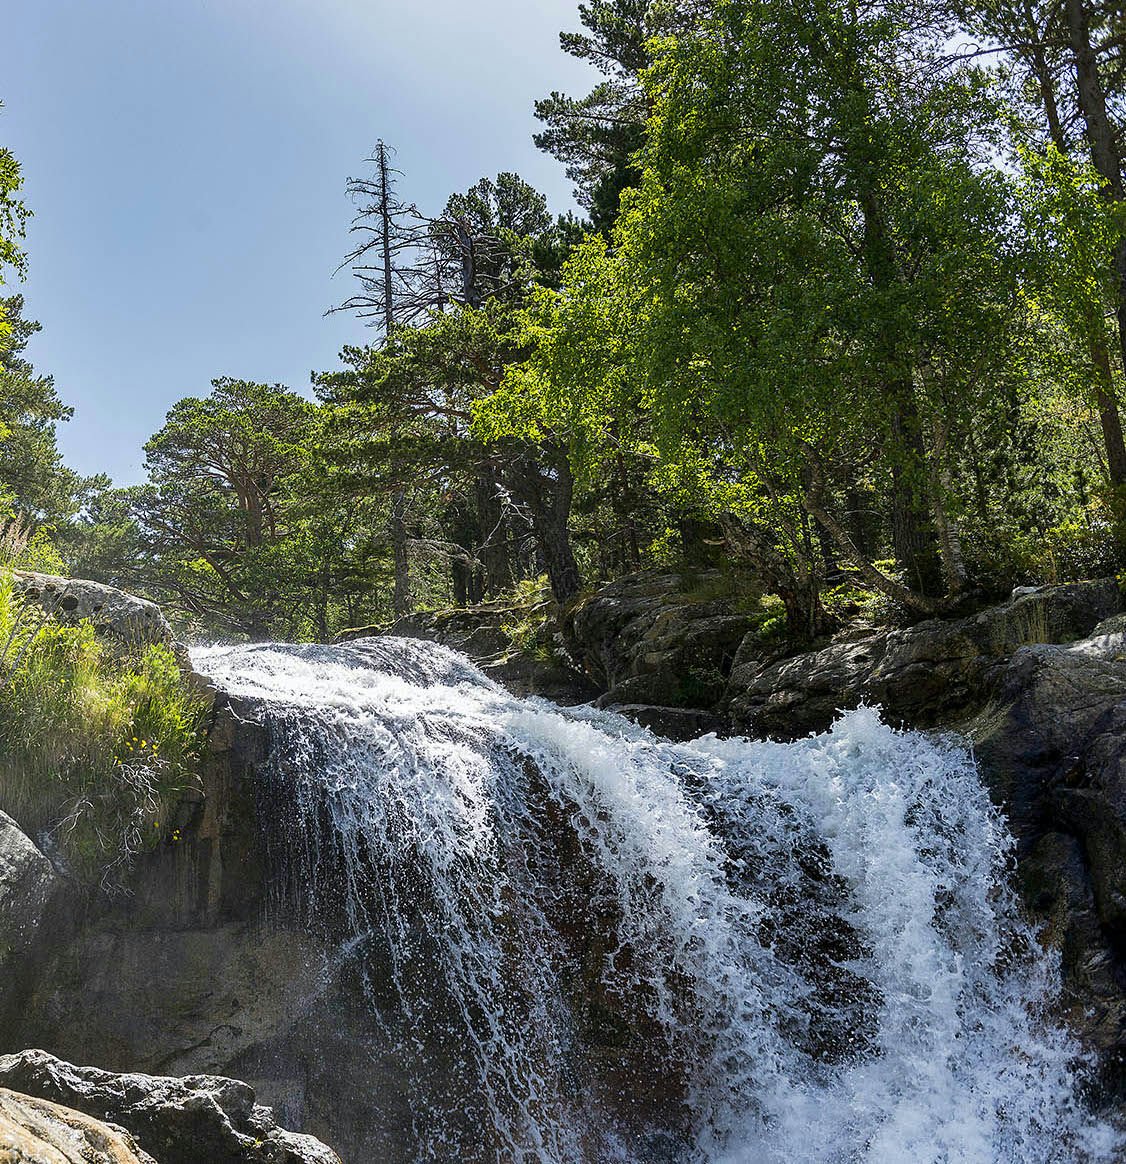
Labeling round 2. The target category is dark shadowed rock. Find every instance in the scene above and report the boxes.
[566,572,761,709]
[0,1085,158,1163]
[969,618,1126,1088]
[11,572,173,647]
[0,1050,341,1164]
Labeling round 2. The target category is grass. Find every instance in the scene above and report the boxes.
[0,566,208,887]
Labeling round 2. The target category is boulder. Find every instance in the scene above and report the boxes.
[0,1086,157,1163]
[728,579,1122,738]
[0,812,57,979]
[0,1051,341,1164]
[566,571,761,709]
[11,573,173,647]
[970,616,1126,1086]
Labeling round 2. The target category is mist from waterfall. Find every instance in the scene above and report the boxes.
[193,637,1122,1164]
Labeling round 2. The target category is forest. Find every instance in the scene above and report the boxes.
[4,0,1126,644]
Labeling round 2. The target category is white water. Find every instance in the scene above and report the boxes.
[194,637,1122,1164]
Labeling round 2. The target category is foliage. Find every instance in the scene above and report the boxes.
[0,110,30,350]
[0,568,207,885]
[6,4,1126,651]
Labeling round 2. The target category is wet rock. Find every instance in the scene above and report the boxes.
[606,704,727,741]
[970,616,1126,1089]
[728,579,1121,738]
[0,1050,341,1164]
[0,1086,157,1163]
[11,572,173,647]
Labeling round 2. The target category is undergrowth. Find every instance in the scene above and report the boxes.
[0,565,208,887]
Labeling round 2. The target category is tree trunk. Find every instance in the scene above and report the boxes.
[717,513,832,639]
[391,490,411,616]
[888,387,944,598]
[378,142,395,339]
[852,165,944,599]
[1091,340,1126,487]
[803,463,938,616]
[928,421,967,593]
[475,464,513,596]
[503,448,582,604]
[1067,0,1126,457]
[451,557,470,607]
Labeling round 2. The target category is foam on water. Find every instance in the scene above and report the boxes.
[193,637,1122,1163]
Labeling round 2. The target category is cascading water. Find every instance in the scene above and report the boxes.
[193,636,1122,1164]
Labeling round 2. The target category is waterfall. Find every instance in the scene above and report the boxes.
[193,637,1121,1164]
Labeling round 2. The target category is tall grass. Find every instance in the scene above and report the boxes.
[0,567,208,886]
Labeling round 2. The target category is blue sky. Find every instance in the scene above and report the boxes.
[3,0,595,484]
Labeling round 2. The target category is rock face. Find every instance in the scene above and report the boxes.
[4,695,411,1164]
[0,1086,157,1163]
[0,1051,340,1164]
[0,812,57,999]
[970,616,1126,1089]
[727,579,1122,739]
[567,572,761,717]
[11,572,172,646]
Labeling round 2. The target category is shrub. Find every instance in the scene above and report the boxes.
[0,569,208,886]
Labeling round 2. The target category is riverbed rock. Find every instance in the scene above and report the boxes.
[727,579,1122,738]
[0,1050,340,1164]
[11,572,173,647]
[0,1086,157,1163]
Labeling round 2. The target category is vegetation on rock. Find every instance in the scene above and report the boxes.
[0,533,206,883]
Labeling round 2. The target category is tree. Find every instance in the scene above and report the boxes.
[0,113,30,350]
[491,0,1042,624]
[0,296,99,525]
[330,141,435,336]
[960,0,1126,492]
[127,379,320,637]
[534,0,654,229]
[325,164,588,607]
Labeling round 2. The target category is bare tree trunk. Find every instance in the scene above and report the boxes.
[377,142,395,339]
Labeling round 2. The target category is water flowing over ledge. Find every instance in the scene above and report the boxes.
[193,636,1123,1164]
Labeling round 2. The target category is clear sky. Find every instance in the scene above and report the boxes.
[3,0,595,484]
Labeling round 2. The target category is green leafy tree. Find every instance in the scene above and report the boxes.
[127,379,320,637]
[0,115,30,349]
